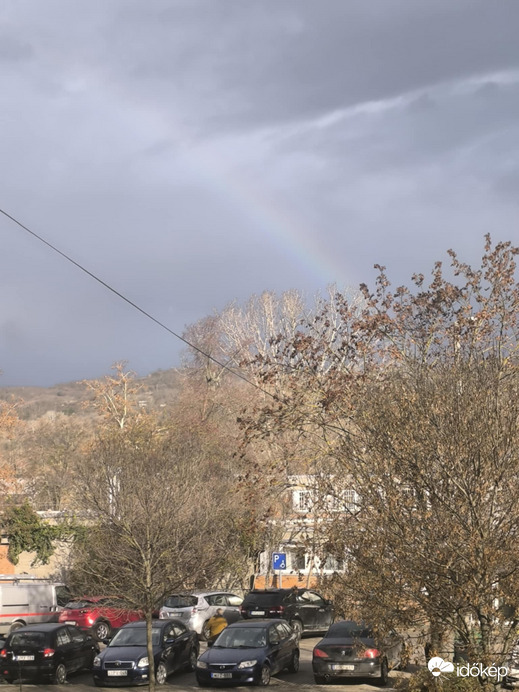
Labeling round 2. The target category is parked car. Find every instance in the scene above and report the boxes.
[159,591,243,639]
[240,588,333,639]
[312,620,405,686]
[196,619,299,687]
[59,597,143,641]
[92,618,199,686]
[0,575,71,636]
[0,622,99,684]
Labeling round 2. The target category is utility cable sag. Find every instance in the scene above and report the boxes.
[0,207,276,399]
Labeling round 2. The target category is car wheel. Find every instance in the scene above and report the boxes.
[187,646,198,671]
[287,650,299,673]
[8,622,24,634]
[93,621,111,641]
[258,663,271,686]
[377,658,389,686]
[155,662,168,685]
[314,675,327,685]
[53,663,67,685]
[290,620,303,641]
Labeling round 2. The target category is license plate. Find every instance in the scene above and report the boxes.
[250,610,265,615]
[65,620,76,625]
[107,670,128,676]
[332,664,355,671]
[211,672,232,679]
[14,655,34,661]
[169,612,182,617]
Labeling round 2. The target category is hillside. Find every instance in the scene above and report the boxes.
[0,368,183,421]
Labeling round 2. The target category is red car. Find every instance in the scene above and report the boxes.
[58,597,142,641]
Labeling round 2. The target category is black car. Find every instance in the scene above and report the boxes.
[0,622,99,684]
[312,620,405,686]
[240,588,333,639]
[196,619,299,687]
[92,619,199,686]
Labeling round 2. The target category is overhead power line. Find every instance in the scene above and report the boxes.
[0,207,276,399]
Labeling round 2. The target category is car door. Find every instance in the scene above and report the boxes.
[267,625,284,674]
[66,626,91,670]
[105,598,137,629]
[296,591,319,630]
[222,594,243,624]
[274,622,293,669]
[308,592,333,630]
[55,626,77,672]
[163,622,189,673]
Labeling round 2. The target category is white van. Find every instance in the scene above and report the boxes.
[0,575,71,635]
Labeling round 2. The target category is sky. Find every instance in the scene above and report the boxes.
[1,0,519,386]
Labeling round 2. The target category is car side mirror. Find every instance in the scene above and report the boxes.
[324,599,331,606]
[165,637,176,645]
[101,638,111,646]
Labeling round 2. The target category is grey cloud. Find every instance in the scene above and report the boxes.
[0,33,33,62]
[0,0,519,385]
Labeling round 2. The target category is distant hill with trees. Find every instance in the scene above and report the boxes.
[0,367,183,421]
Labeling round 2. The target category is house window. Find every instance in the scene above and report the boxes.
[321,555,345,571]
[293,490,313,512]
[343,489,358,512]
[291,549,306,571]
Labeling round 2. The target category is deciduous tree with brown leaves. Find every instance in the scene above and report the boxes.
[241,237,519,674]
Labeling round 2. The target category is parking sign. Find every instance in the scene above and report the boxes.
[272,552,287,570]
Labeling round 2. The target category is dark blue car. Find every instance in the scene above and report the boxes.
[195,619,299,687]
[92,619,198,686]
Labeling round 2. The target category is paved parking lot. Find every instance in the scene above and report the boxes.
[0,636,407,691]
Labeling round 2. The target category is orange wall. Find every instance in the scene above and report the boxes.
[253,574,319,589]
[0,545,15,574]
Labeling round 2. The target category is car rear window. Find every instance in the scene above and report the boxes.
[9,632,46,649]
[243,592,285,606]
[327,622,373,639]
[64,600,99,609]
[164,595,197,608]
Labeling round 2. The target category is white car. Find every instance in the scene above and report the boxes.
[159,591,243,639]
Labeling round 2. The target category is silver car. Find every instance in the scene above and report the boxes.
[158,591,243,638]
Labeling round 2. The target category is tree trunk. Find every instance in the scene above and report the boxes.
[146,608,155,692]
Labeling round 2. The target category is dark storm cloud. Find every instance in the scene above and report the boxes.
[0,0,518,385]
[96,0,519,130]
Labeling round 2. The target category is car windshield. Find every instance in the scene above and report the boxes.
[164,595,197,608]
[9,632,46,650]
[327,622,373,639]
[109,628,161,647]
[214,628,267,649]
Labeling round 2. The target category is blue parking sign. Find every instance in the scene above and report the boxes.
[272,552,287,570]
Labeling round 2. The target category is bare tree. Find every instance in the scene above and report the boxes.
[69,416,229,692]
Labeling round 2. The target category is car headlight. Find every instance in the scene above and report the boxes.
[238,659,258,669]
[196,661,208,669]
[137,657,149,668]
[93,656,101,668]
